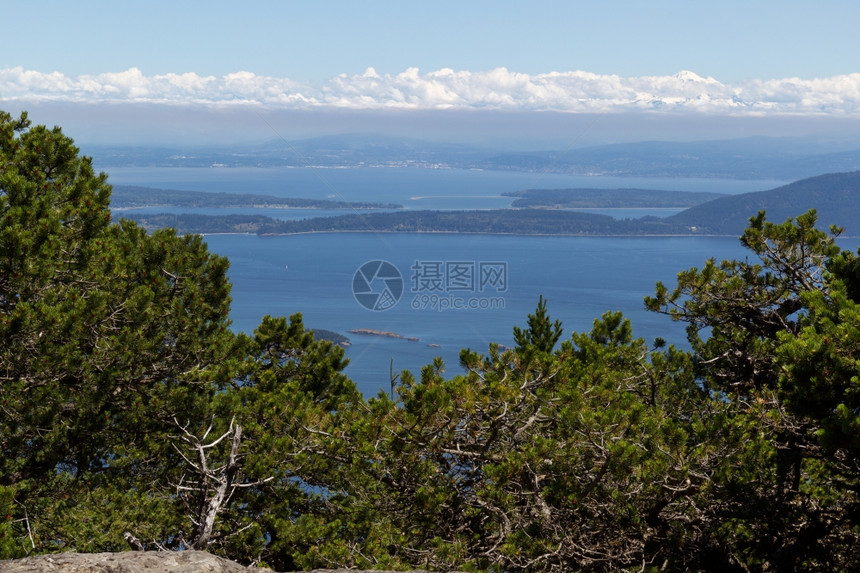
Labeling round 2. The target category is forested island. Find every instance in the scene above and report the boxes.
[111,185,402,210]
[311,329,351,347]
[503,187,726,208]
[120,171,860,237]
[123,208,686,235]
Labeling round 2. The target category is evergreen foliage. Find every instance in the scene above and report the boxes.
[512,294,563,354]
[4,111,860,571]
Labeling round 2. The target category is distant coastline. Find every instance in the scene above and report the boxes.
[110,185,403,210]
[118,208,711,237]
[115,172,860,238]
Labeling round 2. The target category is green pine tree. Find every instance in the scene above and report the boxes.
[513,294,563,354]
[0,111,237,555]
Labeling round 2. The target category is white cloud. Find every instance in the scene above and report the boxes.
[2,66,860,115]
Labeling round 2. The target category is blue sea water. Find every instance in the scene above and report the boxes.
[101,166,849,396]
[202,233,752,395]
[102,166,786,211]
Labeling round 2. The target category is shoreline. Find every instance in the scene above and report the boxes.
[111,205,401,211]
[257,229,745,238]
[144,229,860,240]
[348,329,420,342]
[194,230,744,238]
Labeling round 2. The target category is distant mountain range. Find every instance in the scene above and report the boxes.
[118,170,860,237]
[479,138,860,180]
[88,134,860,180]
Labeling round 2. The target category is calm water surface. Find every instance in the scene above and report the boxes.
[204,233,752,396]
[102,166,786,211]
[102,166,835,396]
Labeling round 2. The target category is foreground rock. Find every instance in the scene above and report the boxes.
[0,550,441,573]
[0,551,249,573]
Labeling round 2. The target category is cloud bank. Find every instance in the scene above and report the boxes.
[3,66,860,115]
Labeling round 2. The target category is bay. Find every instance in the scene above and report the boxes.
[98,165,851,397]
[101,166,787,211]
[203,233,752,396]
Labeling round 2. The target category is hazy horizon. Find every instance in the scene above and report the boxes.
[7,100,860,151]
[3,2,859,148]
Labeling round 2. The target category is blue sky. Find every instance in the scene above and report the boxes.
[3,0,858,81]
[2,1,860,144]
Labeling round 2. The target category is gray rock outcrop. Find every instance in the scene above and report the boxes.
[0,550,444,573]
[0,551,250,572]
